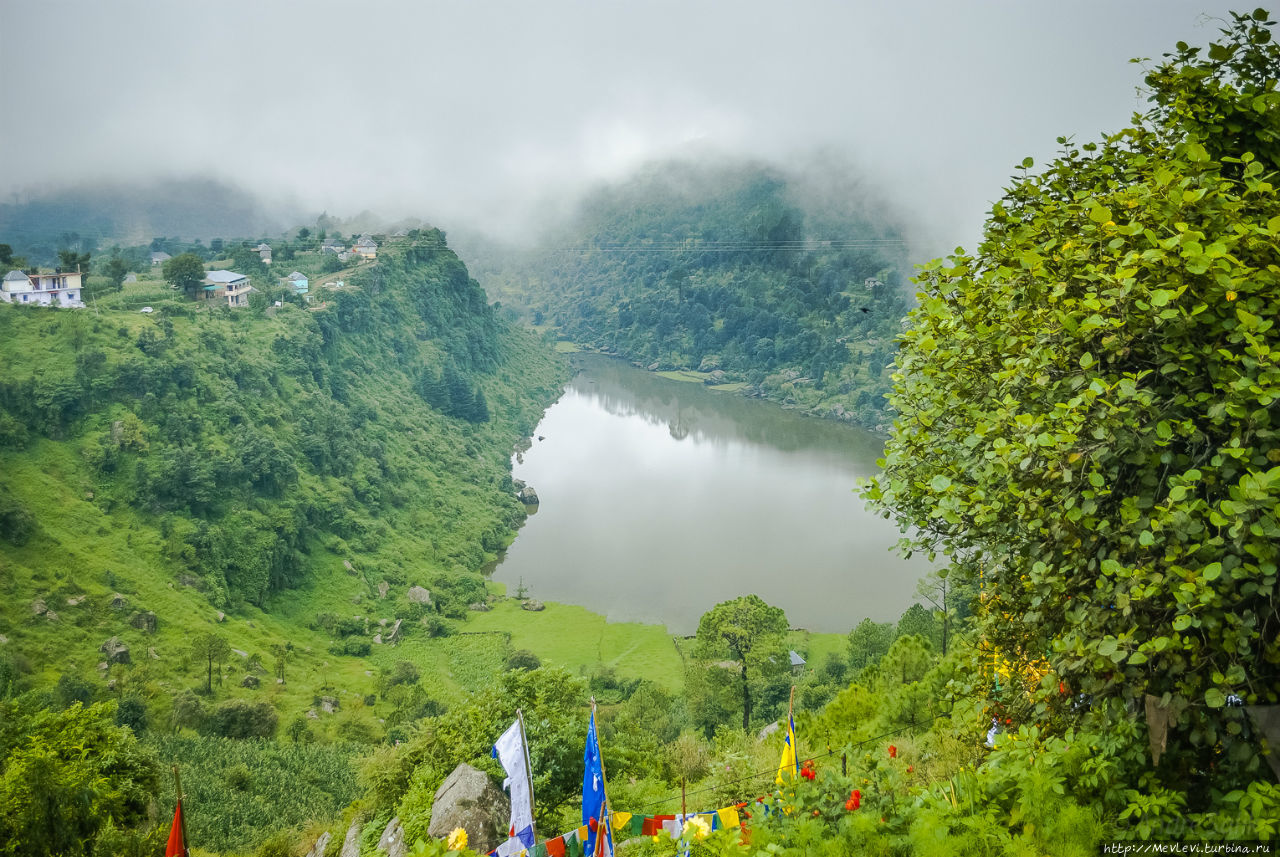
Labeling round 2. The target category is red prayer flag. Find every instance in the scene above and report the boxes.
[165,801,187,857]
[546,835,566,857]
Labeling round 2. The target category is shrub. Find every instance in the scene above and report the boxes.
[204,698,278,739]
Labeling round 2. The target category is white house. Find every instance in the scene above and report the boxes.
[353,236,377,259]
[284,271,308,294]
[257,243,272,264]
[150,251,172,266]
[202,270,252,307]
[1,269,85,307]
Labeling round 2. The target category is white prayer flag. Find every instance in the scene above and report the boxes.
[492,719,535,848]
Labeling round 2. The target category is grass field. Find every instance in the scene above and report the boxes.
[466,599,685,691]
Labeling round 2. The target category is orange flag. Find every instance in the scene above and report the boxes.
[165,801,188,857]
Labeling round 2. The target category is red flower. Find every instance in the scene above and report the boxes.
[888,745,897,759]
[907,765,914,773]
[846,789,861,810]
[812,810,820,817]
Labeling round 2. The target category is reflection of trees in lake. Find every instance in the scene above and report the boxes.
[568,353,882,459]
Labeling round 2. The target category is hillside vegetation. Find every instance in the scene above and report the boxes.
[462,159,916,430]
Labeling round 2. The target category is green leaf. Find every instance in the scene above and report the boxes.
[1202,562,1222,581]
[1079,352,1095,369]
[1089,205,1113,224]
[929,475,952,493]
[1097,637,1118,657]
[1205,688,1226,708]
[1173,614,1193,631]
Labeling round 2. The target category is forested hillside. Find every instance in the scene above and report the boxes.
[462,159,916,430]
[0,228,566,739]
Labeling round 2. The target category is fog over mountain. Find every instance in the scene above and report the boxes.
[0,1,1243,252]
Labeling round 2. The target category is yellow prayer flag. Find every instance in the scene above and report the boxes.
[775,713,798,784]
[717,806,740,829]
[611,812,632,831]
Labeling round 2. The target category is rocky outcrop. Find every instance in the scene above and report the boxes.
[377,817,406,857]
[407,586,431,605]
[100,636,130,665]
[378,580,390,600]
[241,675,260,689]
[468,602,491,612]
[341,821,362,857]
[427,764,510,855]
[517,485,539,505]
[521,599,545,612]
[131,611,158,633]
[304,831,330,857]
[109,593,129,611]
[320,696,339,714]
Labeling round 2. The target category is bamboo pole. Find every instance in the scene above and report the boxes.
[517,707,537,845]
[591,698,613,857]
[172,764,190,857]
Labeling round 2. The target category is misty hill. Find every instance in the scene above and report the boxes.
[0,230,564,740]
[462,158,916,429]
[0,178,295,260]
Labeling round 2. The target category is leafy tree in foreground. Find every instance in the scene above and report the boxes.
[162,252,206,300]
[866,9,1279,812]
[0,700,161,857]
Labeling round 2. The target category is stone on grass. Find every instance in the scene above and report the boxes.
[427,764,510,855]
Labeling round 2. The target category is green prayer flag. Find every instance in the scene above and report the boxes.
[564,831,582,857]
[532,843,549,857]
[628,815,644,836]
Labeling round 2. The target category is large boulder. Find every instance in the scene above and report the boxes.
[100,636,130,665]
[517,485,539,505]
[407,586,431,605]
[427,764,510,854]
[131,611,158,633]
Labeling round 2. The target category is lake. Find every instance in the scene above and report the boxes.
[490,353,933,634]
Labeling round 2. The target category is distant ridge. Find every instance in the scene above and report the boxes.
[0,177,296,247]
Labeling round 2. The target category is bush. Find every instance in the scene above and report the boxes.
[204,698,278,739]
[505,650,541,671]
[329,638,372,657]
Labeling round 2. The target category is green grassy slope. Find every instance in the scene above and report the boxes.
[0,228,575,735]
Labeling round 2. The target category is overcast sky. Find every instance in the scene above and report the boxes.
[0,1,1246,251]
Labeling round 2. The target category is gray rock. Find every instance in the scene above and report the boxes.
[131,611,158,633]
[277,677,285,685]
[149,647,159,660]
[757,720,781,742]
[0,634,8,644]
[110,593,128,610]
[373,634,383,645]
[387,618,403,642]
[306,709,319,720]
[521,599,545,612]
[407,586,431,605]
[241,674,260,689]
[217,611,226,622]
[517,485,539,505]
[427,764,510,854]
[468,602,491,612]
[340,821,362,857]
[31,598,48,616]
[321,696,339,714]
[100,636,131,664]
[43,610,59,623]
[378,817,406,857]
[378,580,389,600]
[304,831,331,857]
[66,595,87,607]
[231,648,248,658]
[343,560,356,574]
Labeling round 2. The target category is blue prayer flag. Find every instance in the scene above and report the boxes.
[581,711,612,857]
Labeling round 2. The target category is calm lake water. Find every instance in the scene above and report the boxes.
[491,354,932,634]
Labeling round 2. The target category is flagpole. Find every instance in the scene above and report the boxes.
[591,698,613,857]
[516,707,537,845]
[172,764,190,857]
[788,686,796,770]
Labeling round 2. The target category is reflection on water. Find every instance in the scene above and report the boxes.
[491,353,931,634]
